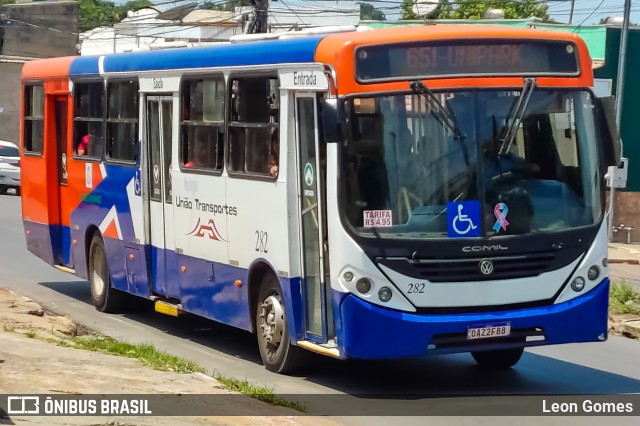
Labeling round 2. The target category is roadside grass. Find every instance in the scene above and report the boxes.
[213,372,307,413]
[68,336,205,374]
[63,336,307,412]
[25,329,37,338]
[3,323,15,332]
[610,281,640,315]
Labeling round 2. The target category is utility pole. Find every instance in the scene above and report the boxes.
[608,0,632,240]
[251,0,269,34]
[615,0,631,130]
[568,0,575,24]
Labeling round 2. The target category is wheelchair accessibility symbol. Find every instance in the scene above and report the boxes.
[447,201,481,238]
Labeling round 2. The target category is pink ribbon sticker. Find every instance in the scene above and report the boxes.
[492,203,509,233]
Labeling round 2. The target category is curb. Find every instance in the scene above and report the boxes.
[608,258,640,265]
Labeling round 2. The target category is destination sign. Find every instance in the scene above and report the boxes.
[355,40,579,82]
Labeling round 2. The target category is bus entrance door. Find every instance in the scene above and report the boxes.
[144,96,176,297]
[52,95,72,267]
[295,93,332,341]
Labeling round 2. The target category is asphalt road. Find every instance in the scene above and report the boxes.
[1,193,639,424]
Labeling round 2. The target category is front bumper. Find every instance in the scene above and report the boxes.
[336,278,609,359]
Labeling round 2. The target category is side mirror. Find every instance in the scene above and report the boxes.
[597,96,622,167]
[320,98,343,143]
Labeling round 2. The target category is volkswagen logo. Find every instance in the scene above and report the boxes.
[479,259,494,276]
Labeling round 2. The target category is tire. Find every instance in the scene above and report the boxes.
[13,187,20,196]
[88,235,128,313]
[255,273,307,374]
[471,348,524,369]
[0,185,6,194]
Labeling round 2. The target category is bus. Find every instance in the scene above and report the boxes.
[20,25,620,374]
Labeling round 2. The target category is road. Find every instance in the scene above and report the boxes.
[1,193,639,424]
[610,263,640,289]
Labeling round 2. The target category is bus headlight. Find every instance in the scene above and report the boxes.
[378,287,392,302]
[588,265,600,281]
[356,278,371,294]
[571,277,586,292]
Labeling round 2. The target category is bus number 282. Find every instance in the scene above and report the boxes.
[407,283,425,294]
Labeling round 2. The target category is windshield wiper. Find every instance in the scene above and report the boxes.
[499,77,537,155]
[410,80,465,140]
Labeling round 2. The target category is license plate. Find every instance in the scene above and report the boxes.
[467,323,511,340]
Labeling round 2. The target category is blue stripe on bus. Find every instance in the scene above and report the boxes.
[337,279,610,359]
[23,220,56,266]
[69,56,101,76]
[87,36,327,74]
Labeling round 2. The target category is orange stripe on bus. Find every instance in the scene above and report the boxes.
[315,25,593,95]
[22,57,74,80]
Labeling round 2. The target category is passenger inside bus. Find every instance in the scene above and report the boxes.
[77,133,91,156]
[268,130,279,178]
[184,128,210,168]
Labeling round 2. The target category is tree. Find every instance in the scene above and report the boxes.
[401,0,549,20]
[200,0,252,12]
[79,0,152,32]
[359,2,386,21]
[79,0,120,32]
[117,0,152,18]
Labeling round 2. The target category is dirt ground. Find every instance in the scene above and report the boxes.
[0,287,337,426]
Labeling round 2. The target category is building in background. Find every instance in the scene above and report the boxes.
[80,7,243,55]
[79,2,360,55]
[0,0,78,144]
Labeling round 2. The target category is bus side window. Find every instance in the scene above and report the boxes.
[74,82,105,159]
[228,76,279,178]
[180,77,224,171]
[23,84,44,155]
[106,80,138,163]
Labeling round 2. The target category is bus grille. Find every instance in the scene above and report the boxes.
[378,252,557,282]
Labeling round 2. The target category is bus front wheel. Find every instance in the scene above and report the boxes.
[88,235,128,313]
[471,347,524,369]
[255,274,306,374]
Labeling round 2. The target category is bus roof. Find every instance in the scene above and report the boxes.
[22,25,592,92]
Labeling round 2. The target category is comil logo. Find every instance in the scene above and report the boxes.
[462,244,508,253]
[7,396,40,414]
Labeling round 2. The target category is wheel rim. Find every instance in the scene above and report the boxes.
[92,246,106,298]
[259,294,285,348]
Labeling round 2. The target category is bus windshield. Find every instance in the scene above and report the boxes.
[343,89,602,239]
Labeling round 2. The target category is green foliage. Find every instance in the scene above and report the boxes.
[214,372,307,412]
[401,0,419,20]
[79,0,119,32]
[610,281,640,315]
[401,0,549,21]
[117,0,153,16]
[0,0,16,6]
[359,2,386,21]
[72,336,205,373]
[79,0,153,32]
[200,0,252,12]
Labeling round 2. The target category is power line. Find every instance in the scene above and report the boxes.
[573,0,606,31]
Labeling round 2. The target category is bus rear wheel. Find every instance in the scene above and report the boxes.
[471,348,524,369]
[255,274,306,374]
[88,235,128,313]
